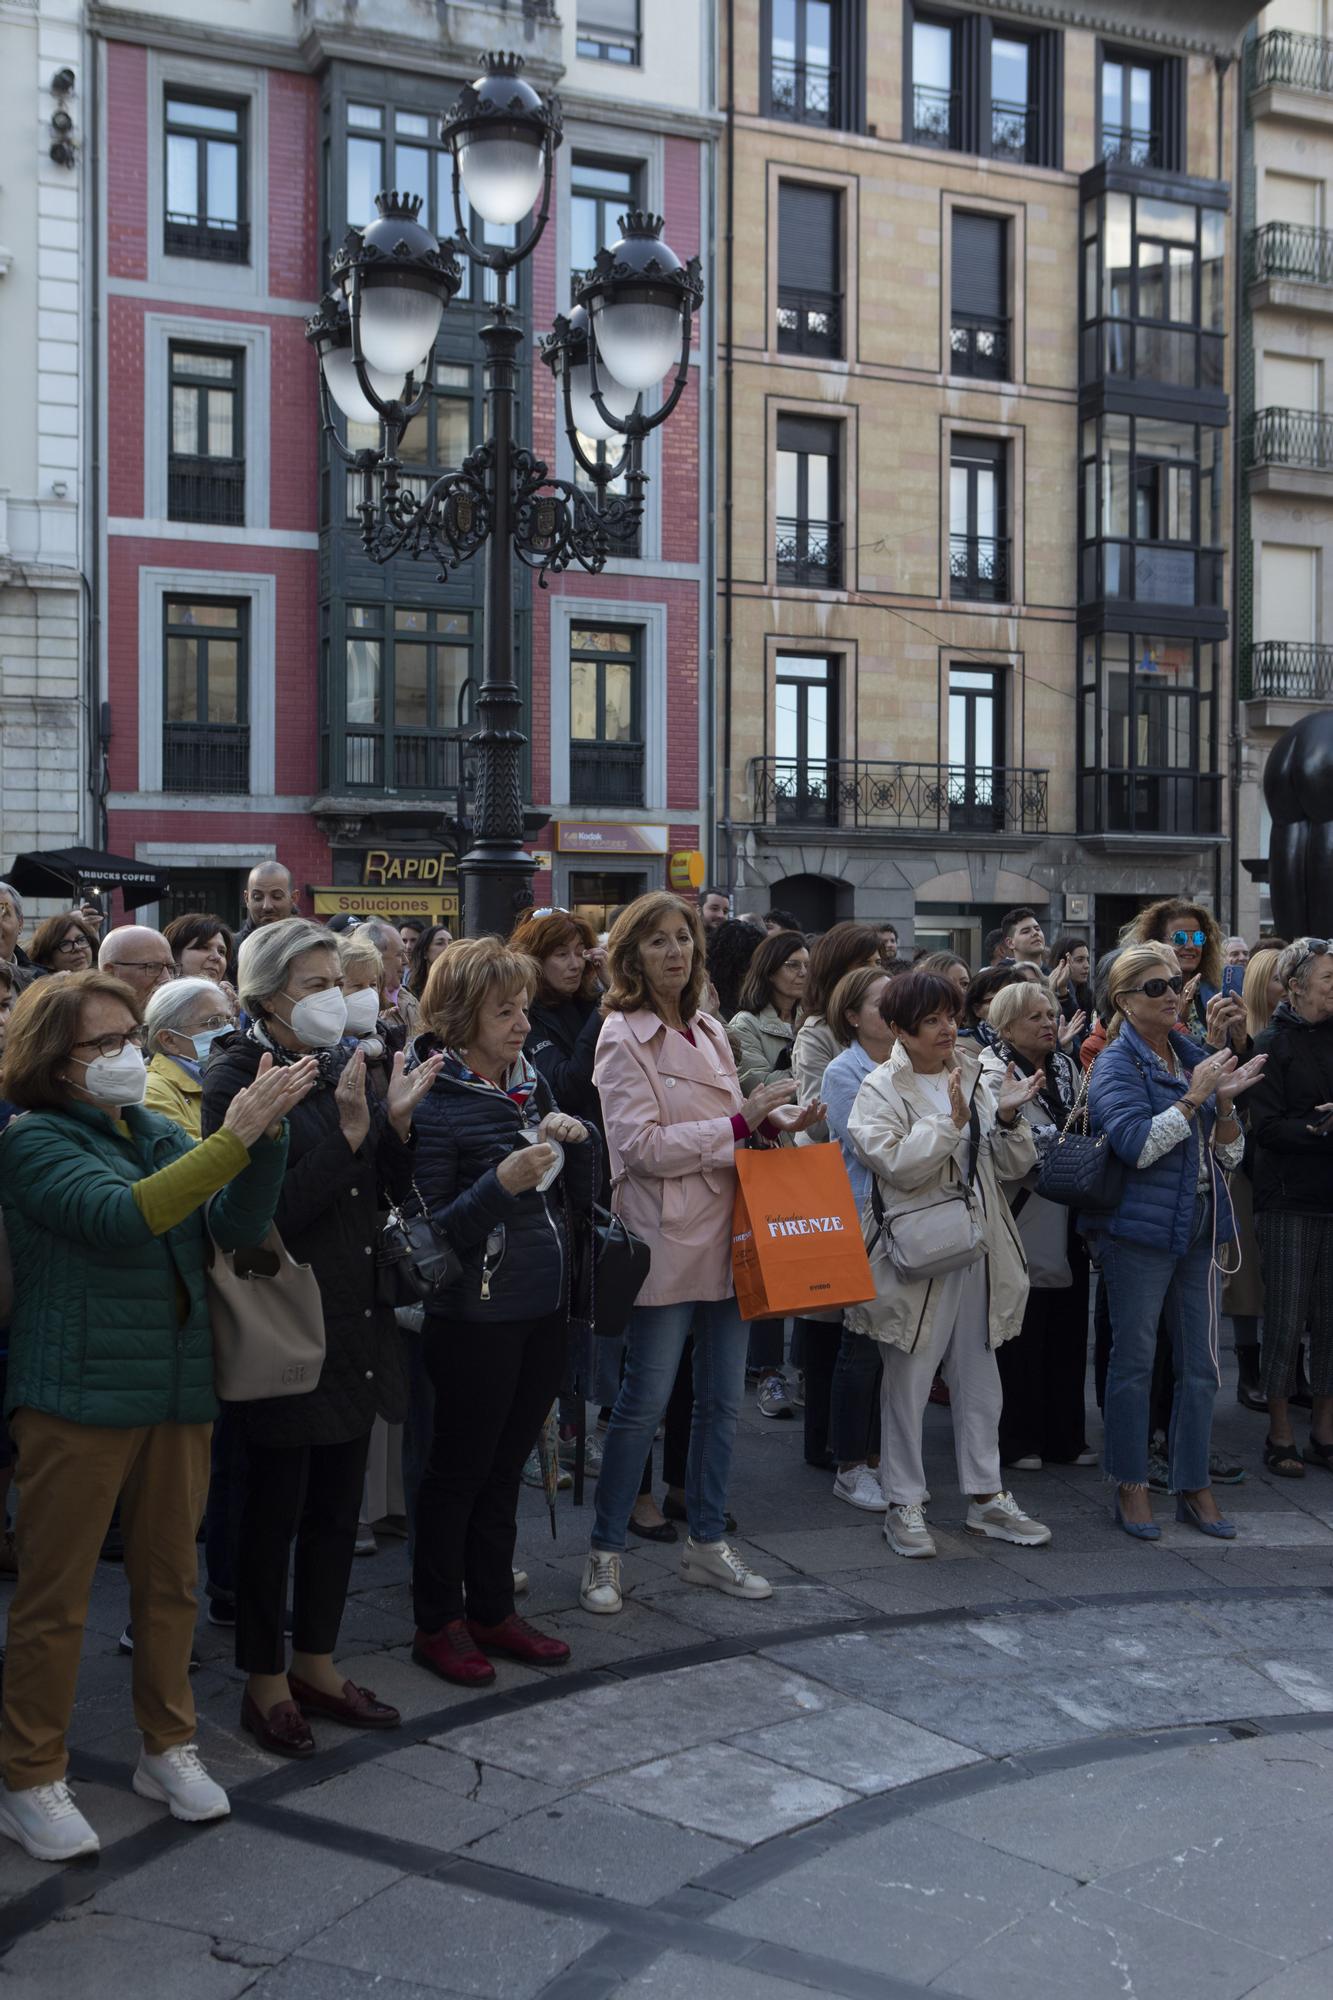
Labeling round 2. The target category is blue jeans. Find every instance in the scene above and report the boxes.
[1100,1201,1220,1492]
[592,1297,748,1553]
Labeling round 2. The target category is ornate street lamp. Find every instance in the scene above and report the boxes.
[305,50,703,938]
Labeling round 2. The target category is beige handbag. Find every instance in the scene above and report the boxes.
[206,1223,326,1402]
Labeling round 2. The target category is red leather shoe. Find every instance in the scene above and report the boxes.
[412,1620,496,1687]
[466,1614,571,1666]
[288,1673,400,1730]
[240,1690,315,1759]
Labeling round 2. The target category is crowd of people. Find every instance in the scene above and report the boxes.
[0,867,1328,1864]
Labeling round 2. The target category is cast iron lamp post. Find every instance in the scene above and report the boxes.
[306,51,703,936]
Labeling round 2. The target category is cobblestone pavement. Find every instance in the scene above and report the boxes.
[5,1355,1333,1999]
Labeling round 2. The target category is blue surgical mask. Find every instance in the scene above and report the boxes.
[191,1026,228,1064]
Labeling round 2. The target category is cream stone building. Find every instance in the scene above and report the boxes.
[1235,0,1333,938]
[718,0,1262,955]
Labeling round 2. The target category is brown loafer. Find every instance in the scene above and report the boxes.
[287,1674,401,1730]
[240,1690,315,1759]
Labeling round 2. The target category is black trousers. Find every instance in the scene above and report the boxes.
[798,1317,841,1464]
[235,1430,371,1675]
[998,1240,1091,1465]
[414,1311,568,1632]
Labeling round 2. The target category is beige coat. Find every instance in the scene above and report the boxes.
[592,1005,744,1308]
[846,1039,1034,1354]
[729,1004,796,1095]
[791,1015,838,1144]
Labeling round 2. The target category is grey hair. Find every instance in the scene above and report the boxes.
[237,916,337,1016]
[1277,936,1330,996]
[0,881,24,921]
[987,978,1058,1039]
[143,977,229,1056]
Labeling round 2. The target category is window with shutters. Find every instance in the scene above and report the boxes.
[577,0,641,65]
[906,8,1061,168]
[776,416,841,586]
[776,184,842,358]
[950,214,1009,380]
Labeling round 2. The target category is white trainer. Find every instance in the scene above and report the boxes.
[832,1466,889,1513]
[680,1538,772,1599]
[579,1550,623,1615]
[0,1780,100,1862]
[133,1744,230,1824]
[1009,1456,1043,1471]
[512,1567,529,1596]
[966,1490,1052,1547]
[883,1503,937,1559]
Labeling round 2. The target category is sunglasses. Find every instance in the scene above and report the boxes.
[1291,938,1332,977]
[1129,975,1185,999]
[1170,930,1207,949]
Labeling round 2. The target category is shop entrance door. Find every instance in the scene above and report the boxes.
[569,870,648,938]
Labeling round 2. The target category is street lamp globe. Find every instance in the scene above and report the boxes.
[581,212,702,392]
[354,192,457,377]
[309,299,411,422]
[560,308,639,441]
[443,52,561,230]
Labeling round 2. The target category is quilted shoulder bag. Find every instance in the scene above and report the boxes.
[1034,1065,1127,1214]
[870,1093,986,1283]
[574,1201,652,1342]
[377,1182,462,1304]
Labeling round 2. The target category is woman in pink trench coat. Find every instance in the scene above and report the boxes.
[578,893,821,1617]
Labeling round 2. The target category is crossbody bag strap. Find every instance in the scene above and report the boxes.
[871,1078,981,1228]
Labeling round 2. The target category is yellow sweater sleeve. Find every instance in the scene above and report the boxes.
[127,1127,252,1237]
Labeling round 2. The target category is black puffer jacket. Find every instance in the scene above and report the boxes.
[201,1030,415,1446]
[408,1035,598,1324]
[1250,1004,1333,1216]
[524,994,602,1126]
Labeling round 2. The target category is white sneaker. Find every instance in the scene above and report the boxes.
[757,1375,795,1420]
[832,1466,889,1513]
[0,1780,100,1861]
[1008,1456,1043,1472]
[680,1538,773,1599]
[966,1490,1052,1547]
[1074,1449,1099,1467]
[133,1744,230,1824]
[579,1550,623,1615]
[883,1503,937,1559]
[512,1567,529,1596]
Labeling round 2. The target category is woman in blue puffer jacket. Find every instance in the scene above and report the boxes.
[406,937,598,1691]
[1088,943,1265,1543]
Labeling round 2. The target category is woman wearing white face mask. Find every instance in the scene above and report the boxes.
[142,977,234,1137]
[338,931,390,1083]
[201,919,444,1760]
[0,970,314,1862]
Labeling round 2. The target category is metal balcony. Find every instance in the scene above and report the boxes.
[775,516,842,588]
[162,723,250,795]
[949,533,1010,602]
[1248,220,1333,288]
[1245,641,1333,703]
[748,757,1049,836]
[776,286,842,358]
[912,83,959,150]
[341,730,468,792]
[990,99,1031,162]
[1249,28,1333,97]
[950,314,1010,380]
[1100,123,1162,168]
[164,214,250,265]
[1248,405,1333,471]
[168,455,245,526]
[769,54,838,126]
[570,740,645,808]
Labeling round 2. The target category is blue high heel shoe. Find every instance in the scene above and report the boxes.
[1175,1496,1236,1540]
[1114,1498,1161,1541]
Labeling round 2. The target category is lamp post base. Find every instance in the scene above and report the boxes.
[458,841,536,939]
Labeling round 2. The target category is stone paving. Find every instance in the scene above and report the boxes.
[5,1353,1333,1998]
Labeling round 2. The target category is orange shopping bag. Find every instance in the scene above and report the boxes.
[731,1143,876,1322]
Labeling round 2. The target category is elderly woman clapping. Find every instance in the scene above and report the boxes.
[142,977,234,1137]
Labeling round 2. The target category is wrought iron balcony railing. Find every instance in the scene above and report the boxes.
[1245,641,1333,703]
[1248,220,1333,288]
[949,532,1010,601]
[162,723,250,795]
[912,83,959,150]
[775,516,842,588]
[1249,28,1333,97]
[769,54,838,126]
[1100,123,1162,168]
[570,739,645,807]
[168,455,245,526]
[342,730,468,792]
[990,99,1031,162]
[950,314,1010,380]
[776,286,842,358]
[748,756,1049,835]
[1248,405,1333,470]
[164,214,250,265]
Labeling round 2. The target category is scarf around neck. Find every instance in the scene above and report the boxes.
[441,1047,540,1114]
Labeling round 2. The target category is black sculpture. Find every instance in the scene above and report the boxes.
[1265,710,1333,940]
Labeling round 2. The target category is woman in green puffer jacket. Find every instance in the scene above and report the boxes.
[0,969,315,1866]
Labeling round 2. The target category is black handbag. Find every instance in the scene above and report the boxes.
[377,1183,462,1304]
[575,1204,652,1341]
[1034,1068,1127,1215]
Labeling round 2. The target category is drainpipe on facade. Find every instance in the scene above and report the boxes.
[702,8,719,888]
[86,29,107,850]
[720,0,736,897]
[1225,47,1243,932]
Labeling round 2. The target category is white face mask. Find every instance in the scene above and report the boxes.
[72,1045,149,1106]
[282,986,348,1049]
[343,988,381,1038]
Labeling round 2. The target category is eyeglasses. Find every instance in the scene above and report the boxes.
[73,1030,145,1058]
[111,961,175,979]
[1129,975,1185,999]
[55,936,91,955]
[1170,930,1207,950]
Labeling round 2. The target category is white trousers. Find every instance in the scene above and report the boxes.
[879,1257,1003,1505]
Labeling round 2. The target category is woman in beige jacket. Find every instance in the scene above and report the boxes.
[847,968,1053,1560]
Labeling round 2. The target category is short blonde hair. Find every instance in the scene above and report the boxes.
[1106,942,1179,1038]
[602,894,708,1018]
[338,930,385,990]
[987,978,1059,1040]
[419,936,538,1050]
[1243,945,1284,1042]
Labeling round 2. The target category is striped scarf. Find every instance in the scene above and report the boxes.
[440,1046,540,1114]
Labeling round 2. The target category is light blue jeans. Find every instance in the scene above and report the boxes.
[1100,1197,1219,1493]
[592,1296,749,1553]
